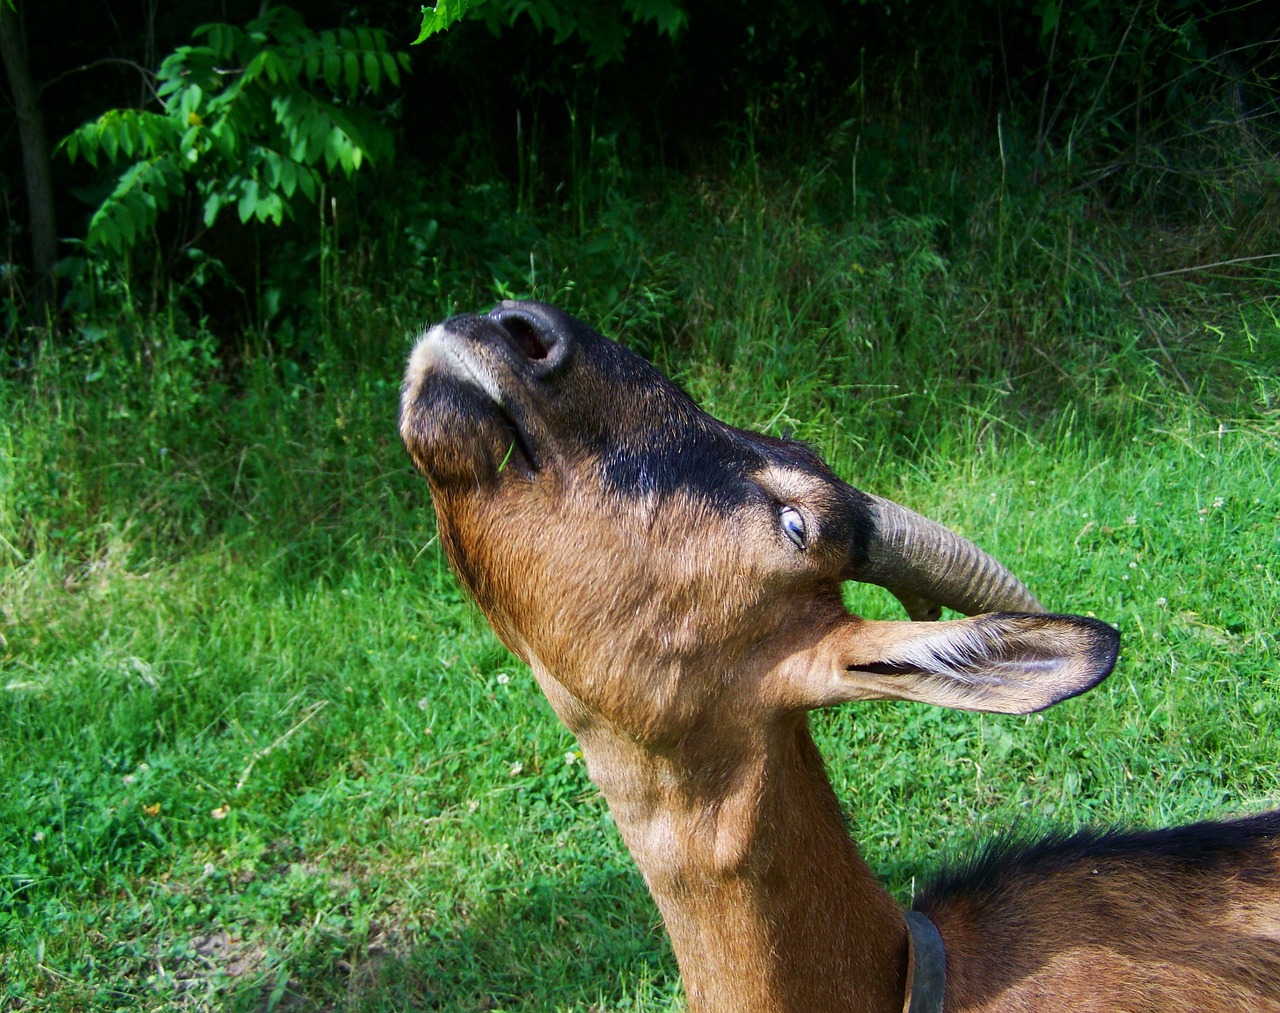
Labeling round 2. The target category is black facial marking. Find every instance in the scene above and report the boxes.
[598,425,767,510]
[404,300,880,561]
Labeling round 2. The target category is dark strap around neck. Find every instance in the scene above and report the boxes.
[902,909,947,1013]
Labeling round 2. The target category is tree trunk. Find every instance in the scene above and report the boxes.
[0,0,58,318]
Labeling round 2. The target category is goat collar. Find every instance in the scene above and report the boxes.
[902,909,947,1013]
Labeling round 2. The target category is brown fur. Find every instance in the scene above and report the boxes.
[922,817,1280,1011]
[400,302,1280,1012]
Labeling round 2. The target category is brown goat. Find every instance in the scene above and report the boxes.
[399,301,1280,1013]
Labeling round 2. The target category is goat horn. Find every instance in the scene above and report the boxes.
[851,494,1044,621]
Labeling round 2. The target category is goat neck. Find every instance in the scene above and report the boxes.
[572,702,910,1013]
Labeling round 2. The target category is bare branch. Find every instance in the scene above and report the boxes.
[40,57,160,104]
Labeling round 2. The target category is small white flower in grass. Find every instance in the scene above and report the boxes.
[1156,597,1168,608]
[564,750,579,766]
[496,672,510,685]
[122,774,137,786]
[1126,515,1137,526]
[1213,496,1224,509]
[211,805,229,819]
[468,799,480,813]
[417,698,428,711]
[1129,561,1138,569]
[32,831,44,843]
[509,761,523,777]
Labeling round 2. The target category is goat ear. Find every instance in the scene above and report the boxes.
[810,613,1119,715]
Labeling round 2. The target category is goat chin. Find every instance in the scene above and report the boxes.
[400,300,1280,1013]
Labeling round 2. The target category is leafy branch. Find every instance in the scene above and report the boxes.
[415,0,687,65]
[59,6,409,254]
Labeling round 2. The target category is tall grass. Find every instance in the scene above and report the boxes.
[2,136,1278,1010]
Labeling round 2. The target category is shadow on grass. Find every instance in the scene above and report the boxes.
[222,861,677,1013]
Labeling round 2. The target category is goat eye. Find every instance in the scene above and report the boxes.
[779,506,807,549]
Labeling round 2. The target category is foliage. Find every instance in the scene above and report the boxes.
[418,0,688,65]
[59,6,408,255]
[3,133,1279,1005]
[414,0,485,43]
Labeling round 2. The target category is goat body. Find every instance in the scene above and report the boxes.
[399,301,1280,1012]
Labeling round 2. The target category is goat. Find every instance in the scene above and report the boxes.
[399,300,1280,1012]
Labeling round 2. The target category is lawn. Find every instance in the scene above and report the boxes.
[2,165,1278,1011]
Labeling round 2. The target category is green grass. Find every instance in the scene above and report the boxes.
[2,154,1278,1010]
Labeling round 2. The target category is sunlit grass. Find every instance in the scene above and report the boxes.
[2,156,1278,1010]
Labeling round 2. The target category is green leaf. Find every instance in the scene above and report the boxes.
[261,150,282,190]
[279,158,297,199]
[151,176,171,213]
[180,124,202,163]
[297,165,317,201]
[343,52,360,95]
[261,191,285,226]
[78,125,98,168]
[1039,1,1061,36]
[105,201,134,251]
[363,52,381,94]
[157,55,186,101]
[323,127,343,174]
[238,179,260,224]
[414,0,484,44]
[208,116,239,158]
[118,116,138,159]
[180,83,203,121]
[622,0,687,36]
[88,159,177,253]
[246,49,291,87]
[381,51,401,88]
[244,50,269,82]
[194,22,239,59]
[203,192,223,228]
[324,102,370,146]
[101,120,119,163]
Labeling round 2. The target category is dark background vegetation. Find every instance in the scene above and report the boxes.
[1,1,1278,1009]
[5,0,1277,363]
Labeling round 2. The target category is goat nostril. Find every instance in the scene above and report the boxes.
[498,316,551,361]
